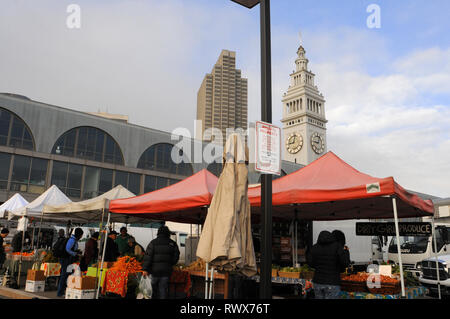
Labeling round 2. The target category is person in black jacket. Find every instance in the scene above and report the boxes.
[104,231,120,262]
[142,226,180,299]
[11,231,30,253]
[0,228,9,270]
[307,230,350,299]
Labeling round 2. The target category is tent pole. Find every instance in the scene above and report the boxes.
[17,218,27,288]
[392,197,406,298]
[209,266,214,299]
[36,211,44,249]
[205,262,209,299]
[431,217,441,299]
[94,208,106,296]
[96,210,111,299]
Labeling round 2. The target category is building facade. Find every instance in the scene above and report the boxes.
[281,45,327,165]
[196,50,248,143]
[0,93,300,204]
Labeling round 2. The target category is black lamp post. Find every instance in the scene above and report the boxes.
[231,0,273,299]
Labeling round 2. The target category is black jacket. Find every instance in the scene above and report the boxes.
[104,237,120,262]
[0,236,5,264]
[307,231,350,286]
[142,234,180,277]
[11,231,30,253]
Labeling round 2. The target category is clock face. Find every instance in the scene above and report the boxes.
[286,132,303,154]
[311,132,325,154]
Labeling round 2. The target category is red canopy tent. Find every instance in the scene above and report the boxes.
[247,151,434,221]
[109,169,218,224]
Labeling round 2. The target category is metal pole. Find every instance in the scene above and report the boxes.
[431,217,441,299]
[259,0,273,299]
[17,227,26,287]
[392,197,406,298]
[36,212,44,249]
[205,262,209,299]
[94,208,106,296]
[96,211,111,299]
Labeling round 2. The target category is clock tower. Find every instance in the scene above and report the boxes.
[281,44,327,165]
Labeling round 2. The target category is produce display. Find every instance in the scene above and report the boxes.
[185,258,206,272]
[110,256,142,274]
[12,252,34,256]
[41,251,59,263]
[341,271,401,294]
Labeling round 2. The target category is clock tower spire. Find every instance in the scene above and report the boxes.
[281,42,327,165]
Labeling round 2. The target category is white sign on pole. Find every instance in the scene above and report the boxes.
[255,121,281,175]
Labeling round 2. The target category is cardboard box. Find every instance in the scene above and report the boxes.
[25,280,45,293]
[27,270,45,282]
[65,288,96,299]
[86,267,107,287]
[67,275,97,290]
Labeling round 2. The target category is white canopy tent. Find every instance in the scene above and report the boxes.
[8,185,73,222]
[42,185,141,223]
[0,193,29,218]
[42,184,159,299]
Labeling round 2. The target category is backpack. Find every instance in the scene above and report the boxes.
[52,237,69,258]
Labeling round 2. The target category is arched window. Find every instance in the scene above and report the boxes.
[52,126,124,165]
[0,107,34,150]
[207,162,223,177]
[137,143,193,176]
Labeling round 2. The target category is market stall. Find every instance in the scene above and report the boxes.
[0,193,29,219]
[247,151,435,298]
[42,184,159,298]
[109,169,218,224]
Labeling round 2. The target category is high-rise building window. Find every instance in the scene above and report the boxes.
[0,108,34,150]
[52,126,124,165]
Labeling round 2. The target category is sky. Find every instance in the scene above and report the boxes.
[0,0,449,198]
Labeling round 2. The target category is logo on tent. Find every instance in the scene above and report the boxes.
[366,183,380,193]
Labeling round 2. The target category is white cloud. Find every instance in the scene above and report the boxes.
[0,2,449,198]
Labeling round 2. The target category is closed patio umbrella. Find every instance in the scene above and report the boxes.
[196,133,257,285]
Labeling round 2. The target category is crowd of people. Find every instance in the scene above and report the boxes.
[1,222,350,300]
[54,225,179,298]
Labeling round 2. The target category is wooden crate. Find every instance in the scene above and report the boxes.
[367,282,401,295]
[341,280,368,293]
[278,271,300,279]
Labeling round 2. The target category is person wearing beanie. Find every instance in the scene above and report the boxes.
[0,228,9,269]
[142,226,180,299]
[104,231,120,262]
[115,227,132,257]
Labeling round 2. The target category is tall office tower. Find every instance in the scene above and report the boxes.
[196,50,248,143]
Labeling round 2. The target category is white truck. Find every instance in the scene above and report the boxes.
[313,220,385,270]
[418,254,450,296]
[387,224,450,278]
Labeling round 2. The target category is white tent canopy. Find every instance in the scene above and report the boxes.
[42,185,151,223]
[8,185,73,221]
[0,193,29,218]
